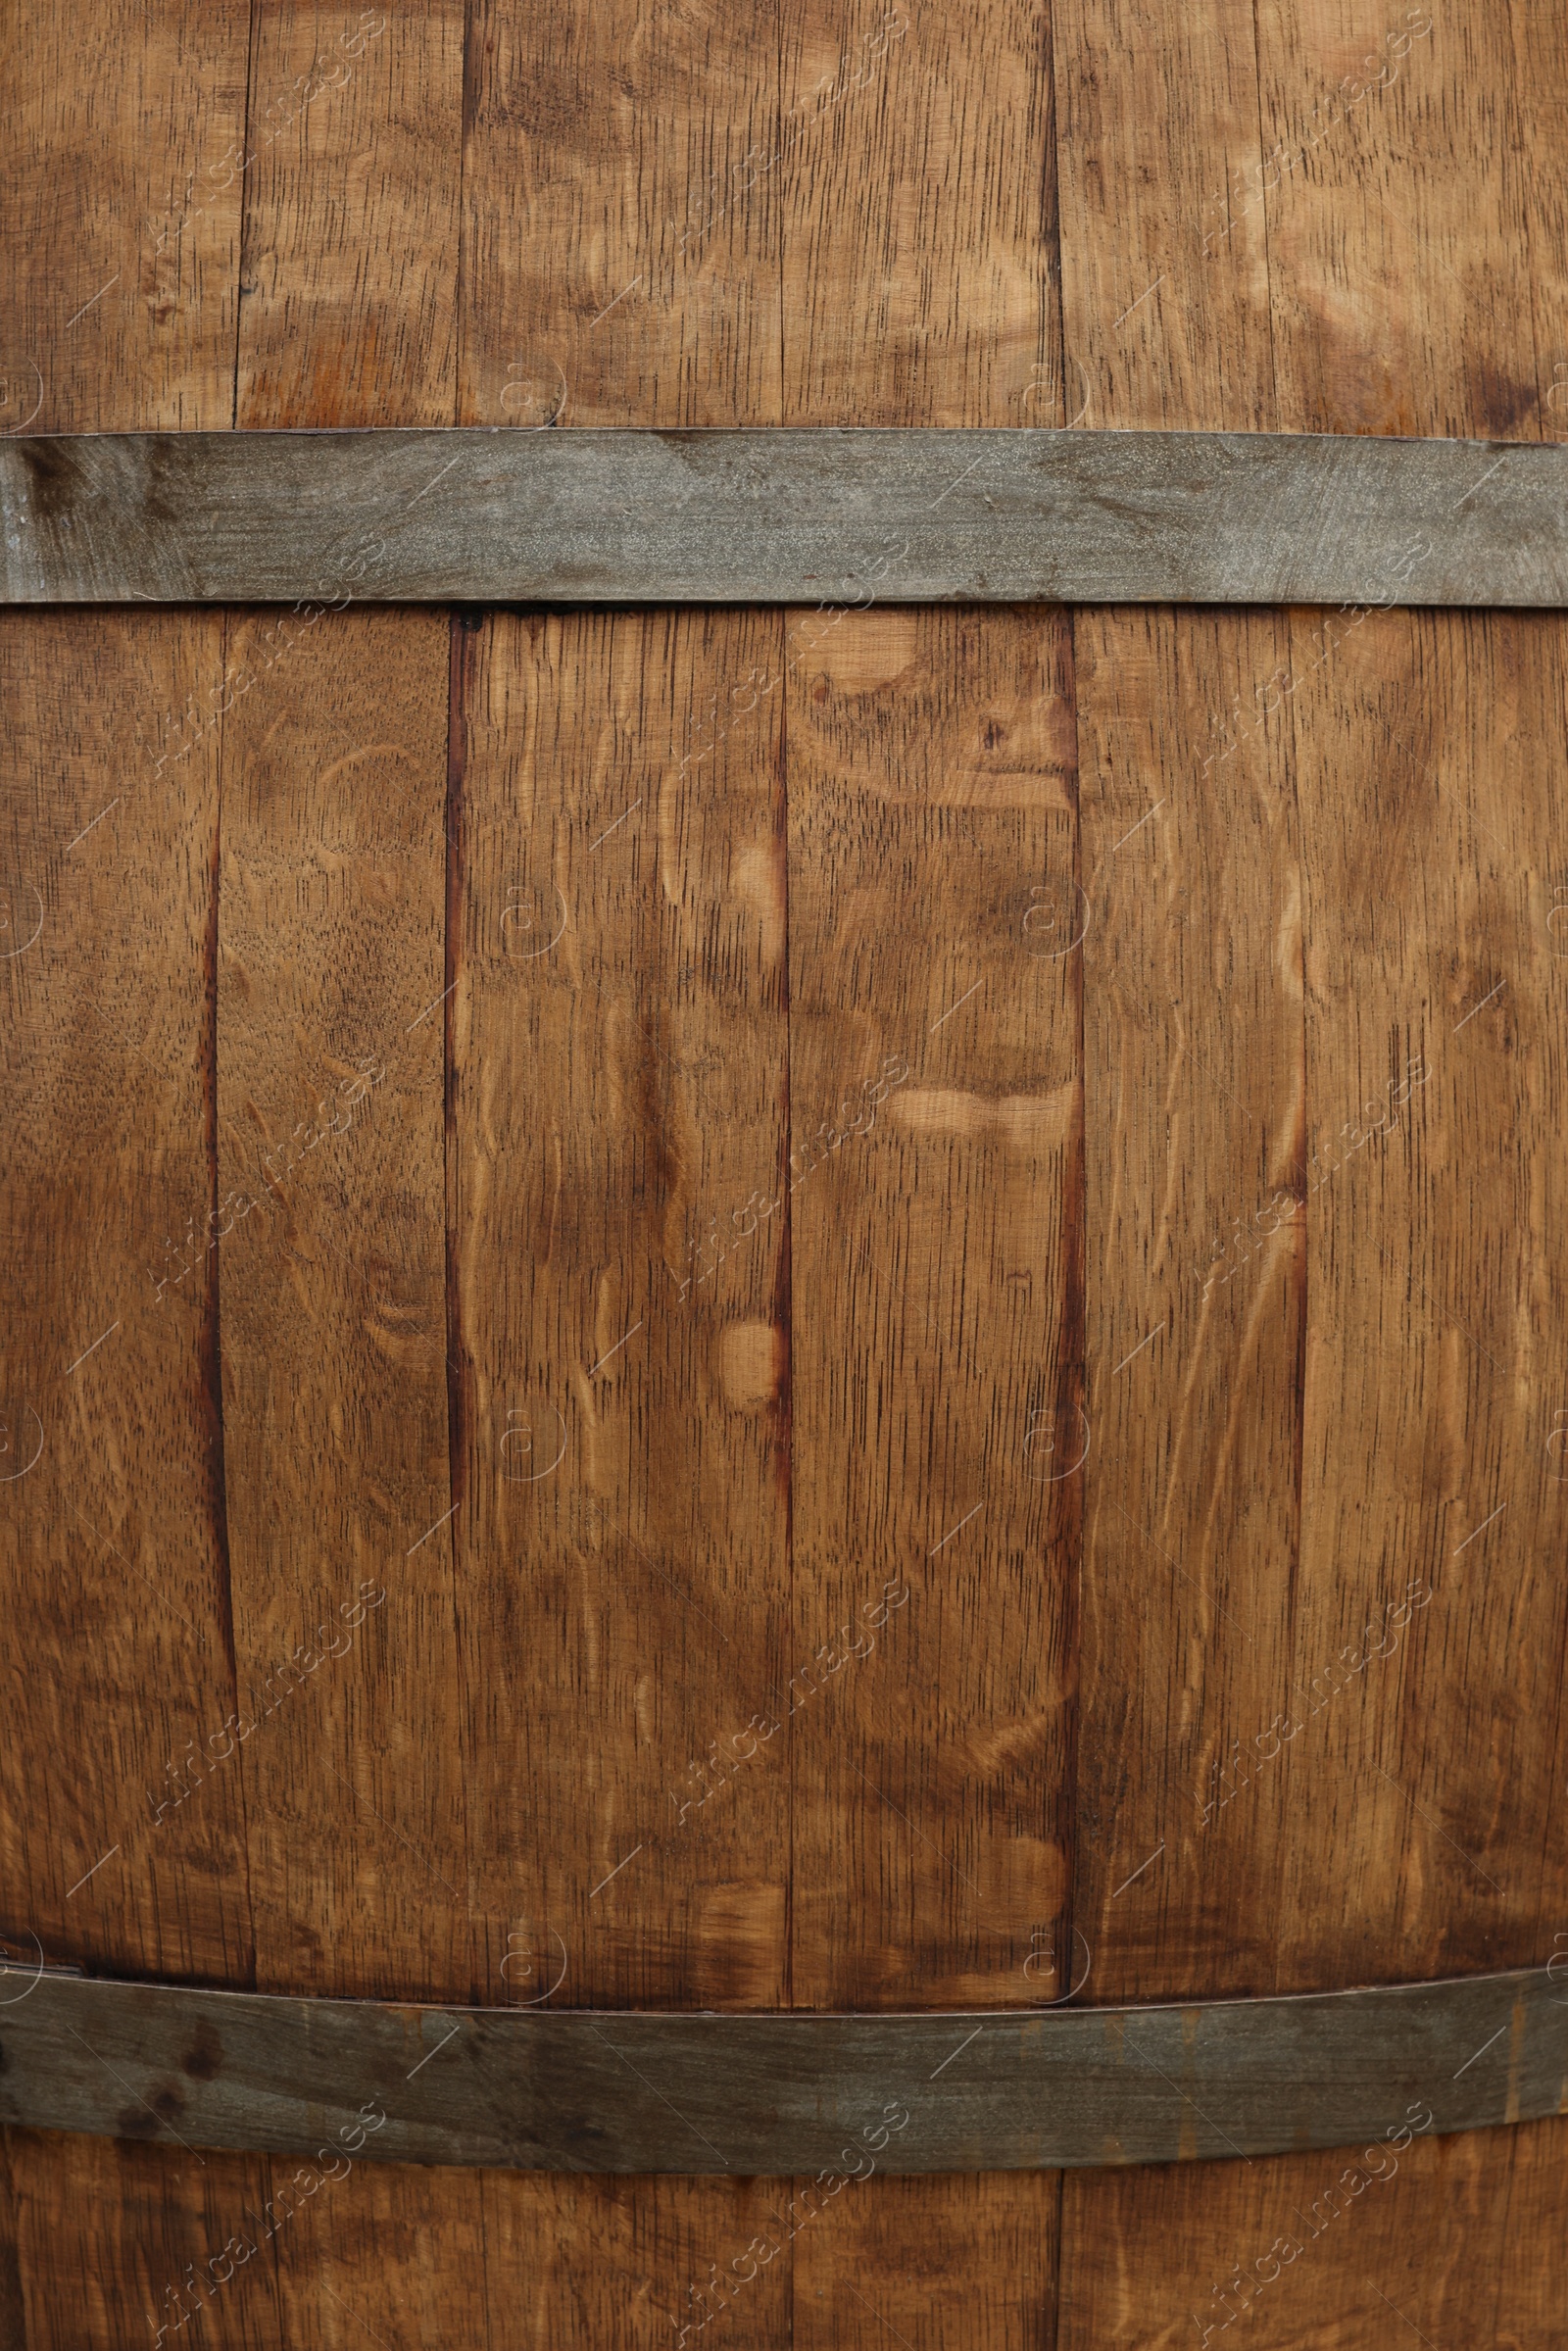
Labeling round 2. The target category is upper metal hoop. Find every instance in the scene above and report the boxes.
[2,1964,1560,2174]
[3,428,1566,608]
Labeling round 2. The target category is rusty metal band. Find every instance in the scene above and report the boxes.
[3,428,1567,609]
[1,1965,1562,2174]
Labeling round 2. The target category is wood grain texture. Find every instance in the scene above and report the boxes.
[5,2128,283,2351]
[792,2175,1060,2351]
[1512,0,1568,445]
[1056,0,1298,2068]
[11,2112,1567,2351]
[206,23,492,2348]
[775,0,1044,2323]
[0,617,253,1993]
[220,0,473,2012]
[1068,603,1307,2004]
[454,6,801,2329]
[1253,1,1536,440]
[214,605,473,2005]
[774,0,1071,2320]
[0,2132,21,2351]
[1053,0,1274,434]
[449,606,792,2011]
[1057,2114,1568,2349]
[1049,0,1557,2009]
[5,0,1568,2338]
[780,0,1059,425]
[1051,0,1568,2336]
[1,10,262,2340]
[1,0,249,435]
[439,597,801,2336]
[1,2131,795,2351]
[461,0,782,427]
[475,2172,797,2351]
[783,606,1081,2010]
[236,4,463,428]
[1283,605,1568,1989]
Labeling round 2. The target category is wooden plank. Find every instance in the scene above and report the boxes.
[204,32,493,2351]
[12,2108,1565,2350]
[475,2174,794,2351]
[454,9,805,2320]
[219,0,473,2007]
[3,1965,1565,2174]
[1052,0,1568,2338]
[0,0,256,1994]
[1281,605,1568,1984]
[1254,1,1536,439]
[0,615,256,1987]
[792,2176,1060,2351]
[0,8,259,2338]
[776,7,1069,2326]
[0,2130,24,2345]
[1514,0,1568,444]
[449,606,793,2009]
[235,5,464,428]
[5,2127,283,2350]
[2,2135,794,2351]
[4,1,249,434]
[780,0,1060,424]
[1047,4,1314,2343]
[461,0,782,426]
[1066,601,1308,2005]
[1057,2114,1568,2348]
[1052,0,1273,433]
[8,428,1568,607]
[1254,3,1568,1997]
[782,604,1081,2009]
[212,605,474,2004]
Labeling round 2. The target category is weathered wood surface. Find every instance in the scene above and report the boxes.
[1,1966,1559,2174]
[772,0,1075,2316]
[4,428,1568,607]
[6,0,1568,2341]
[1048,6,1568,2347]
[449,605,796,2012]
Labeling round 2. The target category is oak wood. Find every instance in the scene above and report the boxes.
[775,7,1075,2316]
[451,0,808,2323]
[212,605,475,2007]
[782,605,1082,2009]
[1050,1,1568,2342]
[5,2126,283,2350]
[461,0,782,427]
[779,0,1059,425]
[4,2133,799,2351]
[4,0,1568,2339]
[1056,2114,1568,2348]
[0,11,261,2335]
[0,615,256,1988]
[1254,0,1537,440]
[1284,605,1568,1986]
[236,4,463,429]
[448,605,795,2012]
[211,22,496,2347]
[4,0,249,435]
[1513,0,1568,447]
[793,2176,1060,2351]
[1068,601,1308,2004]
[1053,0,1275,435]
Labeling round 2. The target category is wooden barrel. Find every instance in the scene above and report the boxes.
[3,3,1565,2343]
